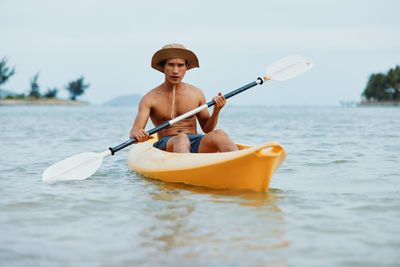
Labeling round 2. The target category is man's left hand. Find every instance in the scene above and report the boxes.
[213,92,226,113]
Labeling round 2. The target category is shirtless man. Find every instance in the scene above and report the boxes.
[129,44,238,153]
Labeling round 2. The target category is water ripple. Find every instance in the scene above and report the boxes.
[1,106,400,266]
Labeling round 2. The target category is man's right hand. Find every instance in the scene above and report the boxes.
[130,128,153,142]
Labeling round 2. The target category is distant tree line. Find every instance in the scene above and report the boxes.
[362,66,400,102]
[0,57,89,100]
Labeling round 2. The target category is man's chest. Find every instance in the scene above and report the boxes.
[151,94,200,120]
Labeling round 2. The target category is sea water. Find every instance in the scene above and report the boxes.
[0,105,399,266]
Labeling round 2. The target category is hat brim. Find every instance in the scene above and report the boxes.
[151,48,199,72]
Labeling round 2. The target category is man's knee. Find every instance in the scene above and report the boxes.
[176,132,190,144]
[167,133,190,152]
[199,129,236,153]
[204,129,229,145]
[173,132,190,149]
[212,129,228,138]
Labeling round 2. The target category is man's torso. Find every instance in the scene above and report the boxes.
[147,83,203,138]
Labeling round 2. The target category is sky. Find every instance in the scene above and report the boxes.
[1,0,399,106]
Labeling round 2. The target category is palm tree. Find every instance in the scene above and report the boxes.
[362,73,388,101]
[65,76,89,100]
[44,88,58,98]
[0,57,15,88]
[387,66,400,101]
[29,72,41,98]
[362,66,400,102]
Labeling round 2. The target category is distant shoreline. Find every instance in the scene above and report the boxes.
[0,98,88,106]
[358,101,400,107]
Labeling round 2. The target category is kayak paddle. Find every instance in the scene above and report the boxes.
[42,55,312,181]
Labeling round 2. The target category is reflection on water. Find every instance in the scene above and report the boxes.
[136,174,289,264]
[145,175,284,209]
[140,199,195,252]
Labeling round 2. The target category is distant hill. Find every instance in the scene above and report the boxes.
[103,94,142,106]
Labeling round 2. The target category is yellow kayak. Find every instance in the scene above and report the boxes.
[127,140,286,192]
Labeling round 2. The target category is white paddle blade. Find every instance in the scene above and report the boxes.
[266,55,313,81]
[42,151,110,181]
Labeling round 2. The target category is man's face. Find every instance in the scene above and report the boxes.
[163,58,187,85]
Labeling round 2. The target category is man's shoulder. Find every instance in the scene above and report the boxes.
[144,84,164,97]
[139,84,166,106]
[148,83,163,92]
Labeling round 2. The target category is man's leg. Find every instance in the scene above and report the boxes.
[198,129,238,153]
[166,131,191,152]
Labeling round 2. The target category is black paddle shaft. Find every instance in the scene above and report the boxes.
[109,77,264,155]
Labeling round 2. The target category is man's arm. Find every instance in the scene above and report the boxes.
[197,92,226,133]
[129,95,153,142]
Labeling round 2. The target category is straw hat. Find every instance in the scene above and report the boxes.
[151,44,199,72]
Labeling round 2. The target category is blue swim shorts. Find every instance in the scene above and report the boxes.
[153,134,204,153]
